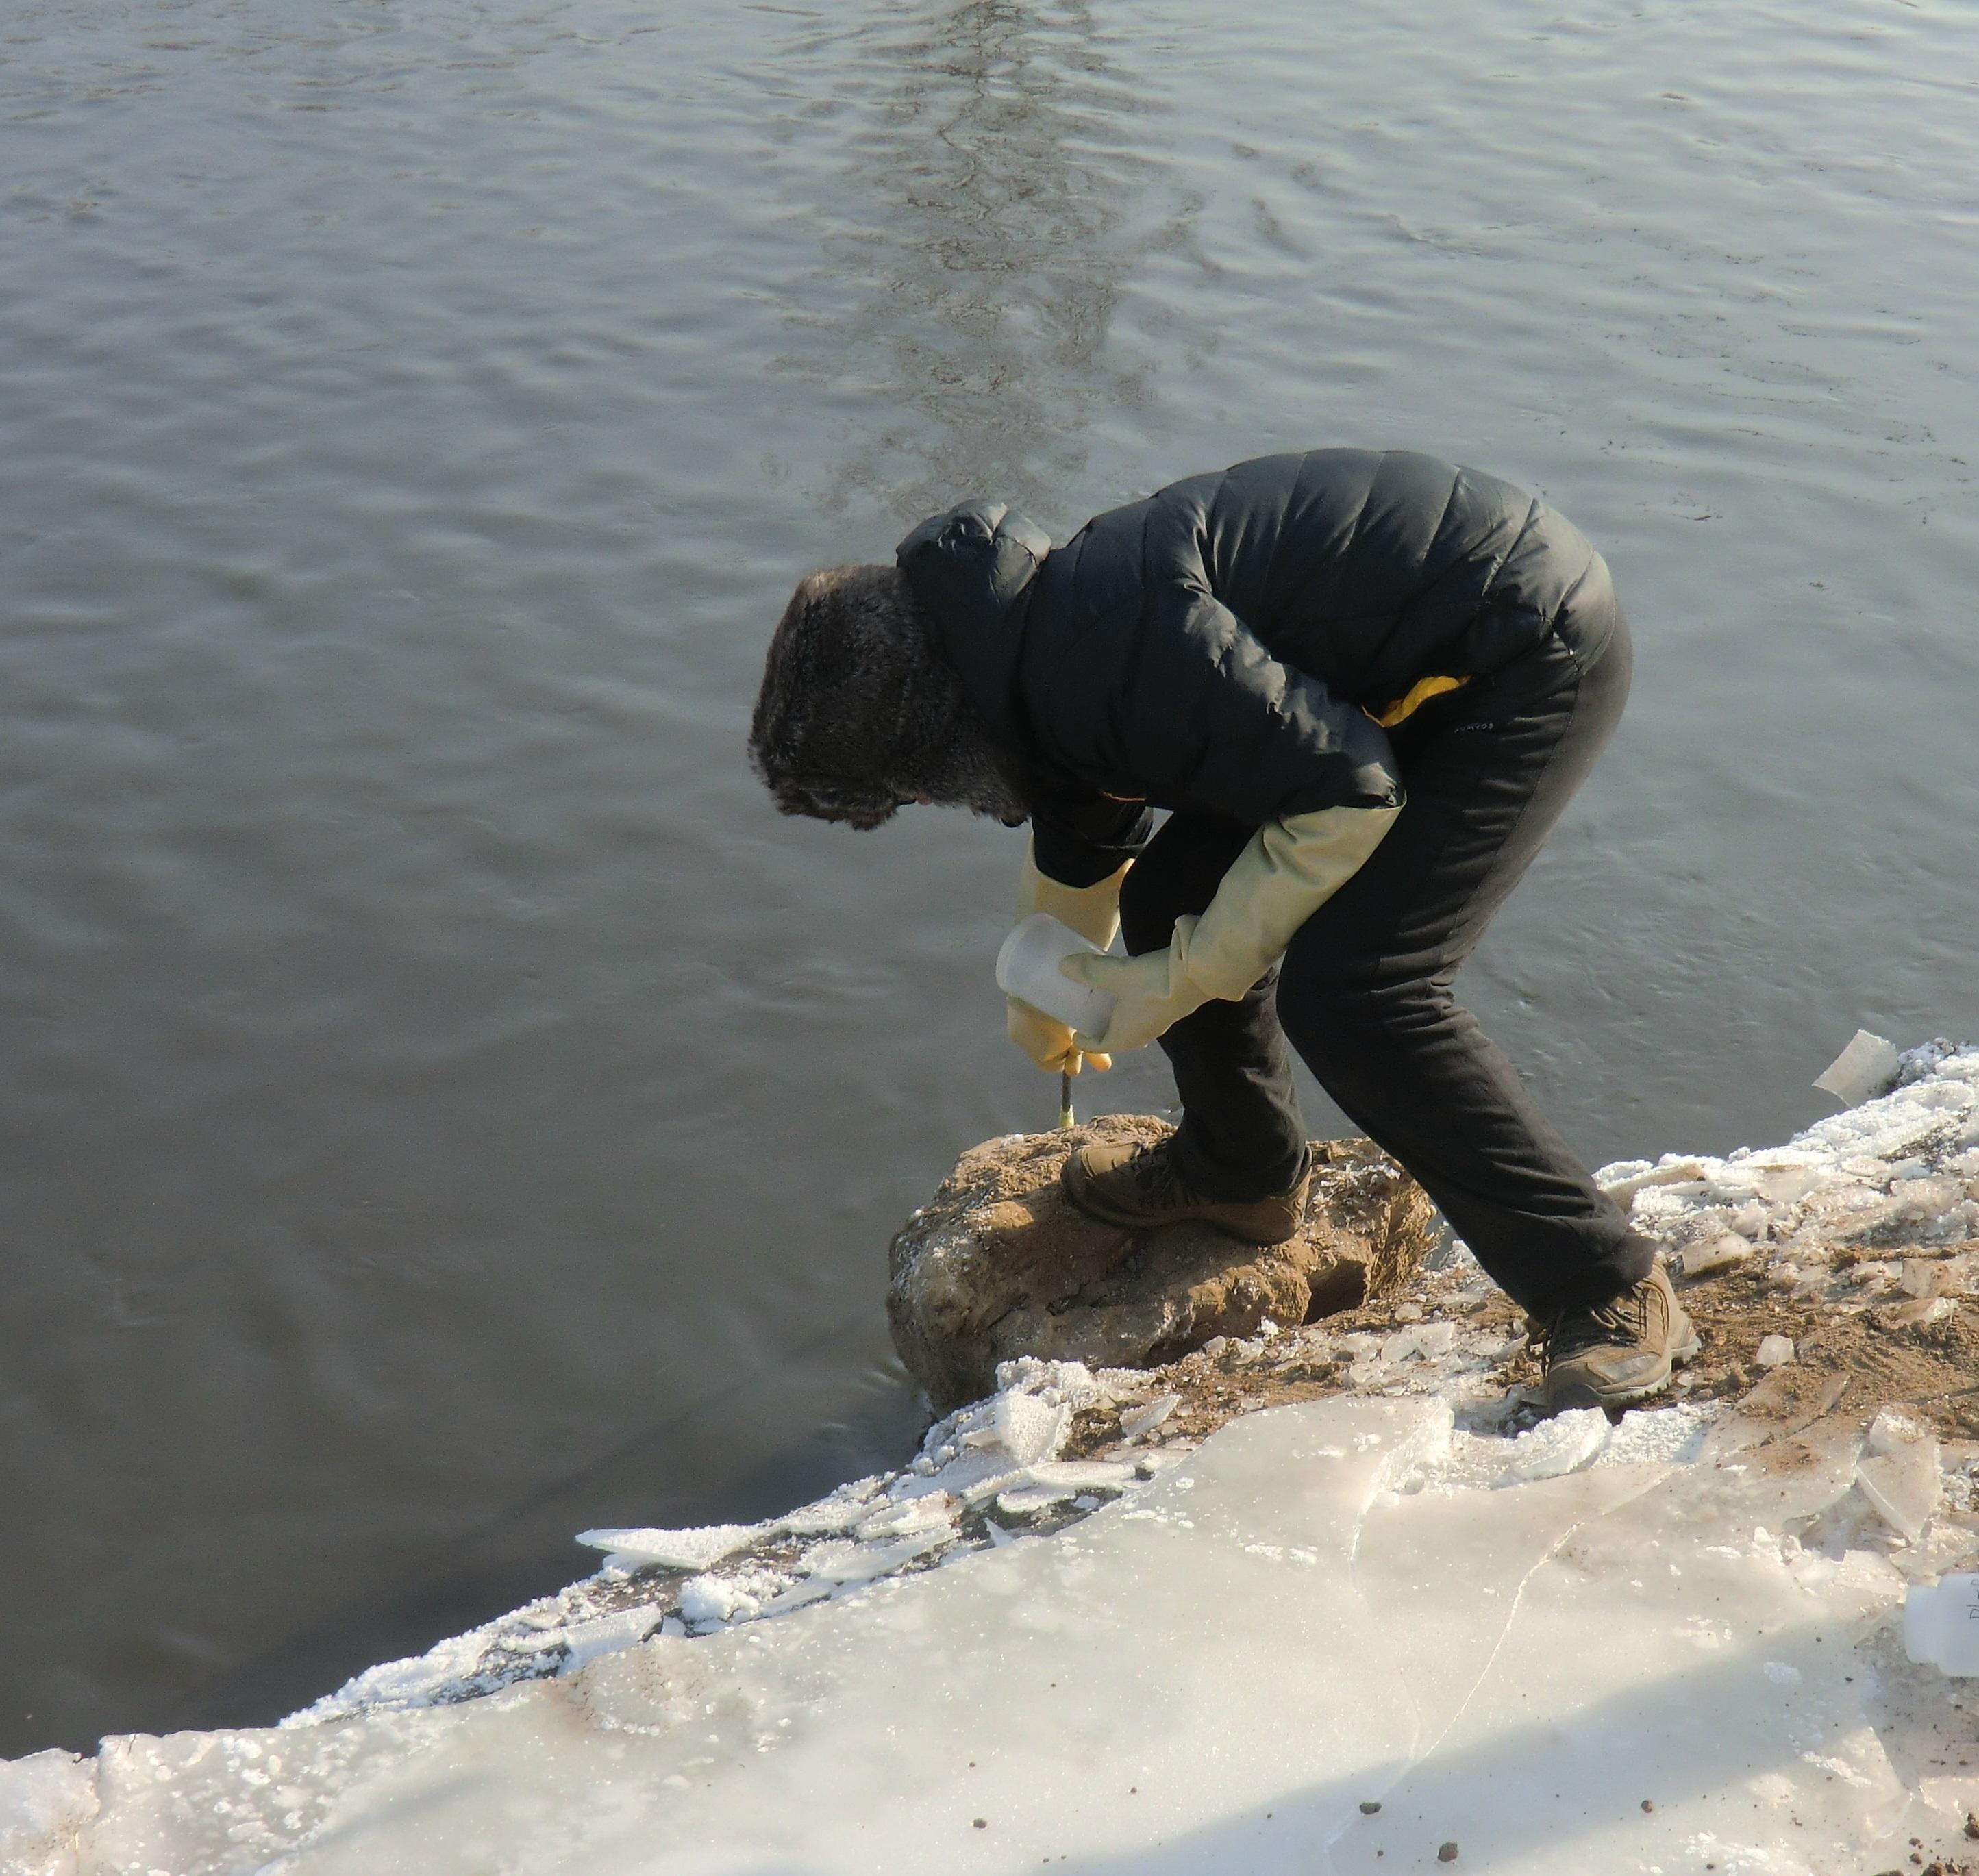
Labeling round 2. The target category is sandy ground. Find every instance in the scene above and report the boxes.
[1064,1236,1979,1460]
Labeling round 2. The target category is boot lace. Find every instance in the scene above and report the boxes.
[1530,1285,1648,1365]
[1125,1144,1193,1214]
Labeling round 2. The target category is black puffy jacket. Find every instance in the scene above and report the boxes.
[897,449,1616,886]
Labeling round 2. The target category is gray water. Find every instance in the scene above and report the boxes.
[3,0,1974,1756]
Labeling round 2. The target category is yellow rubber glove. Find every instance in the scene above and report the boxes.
[1059,804,1400,1055]
[1005,845,1130,1075]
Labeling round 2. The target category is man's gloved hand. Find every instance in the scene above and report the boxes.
[1060,803,1402,1055]
[1056,925,1213,1055]
[1006,999,1111,1075]
[1004,844,1130,1075]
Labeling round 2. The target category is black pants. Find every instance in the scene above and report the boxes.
[1119,610,1656,1318]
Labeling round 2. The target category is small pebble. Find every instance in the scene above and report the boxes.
[1439,1844,1459,1864]
[973,1818,987,1829]
[1641,1799,1655,1813]
[1359,1801,1381,1814]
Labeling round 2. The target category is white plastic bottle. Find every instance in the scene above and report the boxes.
[1904,1574,1979,1675]
[995,914,1117,1038]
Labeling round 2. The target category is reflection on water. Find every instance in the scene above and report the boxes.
[778,1,1195,523]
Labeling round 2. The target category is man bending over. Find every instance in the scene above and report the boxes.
[748,448,1693,1412]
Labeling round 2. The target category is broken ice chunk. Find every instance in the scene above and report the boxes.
[555,1608,660,1675]
[1703,1366,1849,1463]
[798,1528,952,1587]
[1598,1402,1719,1466]
[1502,1408,1610,1483]
[1755,1336,1794,1368]
[853,1494,959,1542]
[758,1578,833,1617]
[1021,1461,1138,1493]
[1721,1201,1770,1241]
[1598,1158,1708,1205]
[678,1575,759,1625]
[992,1356,1101,1406]
[1869,1408,1930,1455]
[910,1442,1029,1503]
[1904,1573,1979,1675]
[1847,1257,1901,1293]
[997,1485,1075,1518]
[1900,1258,1939,1299]
[995,1391,1071,1467]
[1676,1234,1752,1280]
[1857,1410,1942,1540]
[575,1523,762,1572]
[1380,1321,1458,1365]
[1725,1162,1824,1207]
[1884,1295,1958,1328]
[1119,1394,1181,1443]
[1904,1252,1979,1299]
[1814,1029,1902,1106]
[994,1464,1134,1517]
[777,1485,888,1537]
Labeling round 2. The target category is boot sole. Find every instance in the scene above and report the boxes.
[1544,1325,1702,1414]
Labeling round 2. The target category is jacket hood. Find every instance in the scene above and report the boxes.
[895,500,1053,750]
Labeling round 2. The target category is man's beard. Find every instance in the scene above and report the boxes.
[908,724,1031,826]
[764,714,1029,831]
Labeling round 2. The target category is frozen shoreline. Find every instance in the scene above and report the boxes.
[8,1041,1979,1875]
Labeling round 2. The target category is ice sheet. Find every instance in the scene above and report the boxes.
[11,1395,1935,1876]
[0,1751,96,1876]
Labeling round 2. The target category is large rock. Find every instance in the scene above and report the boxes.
[888,1114,1439,1412]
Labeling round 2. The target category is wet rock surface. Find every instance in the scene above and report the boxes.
[885,1114,1438,1412]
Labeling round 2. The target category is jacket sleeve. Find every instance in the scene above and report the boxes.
[1029,793,1156,888]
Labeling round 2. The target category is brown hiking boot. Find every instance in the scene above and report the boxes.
[1060,1136,1308,1245]
[1534,1264,1700,1411]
